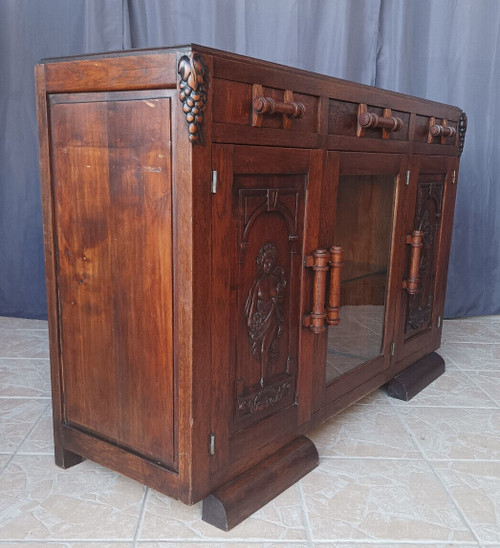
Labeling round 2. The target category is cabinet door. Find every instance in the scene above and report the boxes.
[306,152,407,411]
[394,155,458,367]
[210,145,323,476]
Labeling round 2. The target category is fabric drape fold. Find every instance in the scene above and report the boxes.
[0,0,498,318]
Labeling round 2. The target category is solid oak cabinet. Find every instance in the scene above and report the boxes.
[36,45,466,530]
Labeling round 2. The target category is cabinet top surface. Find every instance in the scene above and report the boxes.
[38,43,462,115]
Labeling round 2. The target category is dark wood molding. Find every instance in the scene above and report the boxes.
[202,436,318,531]
[386,352,445,401]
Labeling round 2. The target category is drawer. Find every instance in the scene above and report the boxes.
[213,78,318,133]
[414,115,458,145]
[328,99,410,141]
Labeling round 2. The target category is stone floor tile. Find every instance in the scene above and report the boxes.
[0,453,11,472]
[0,541,134,548]
[0,329,49,359]
[433,460,500,544]
[0,398,48,453]
[399,407,500,460]
[139,484,307,541]
[301,458,474,542]
[0,317,48,330]
[464,370,500,406]
[138,540,308,548]
[311,541,481,548]
[0,311,498,545]
[0,358,51,398]
[440,342,500,370]
[457,315,500,323]
[18,404,54,454]
[442,320,499,344]
[0,456,144,541]
[354,388,392,406]
[388,369,497,408]
[309,403,420,458]
[437,348,461,368]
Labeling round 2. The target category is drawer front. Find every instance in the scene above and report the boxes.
[328,99,410,141]
[414,115,458,146]
[213,78,318,133]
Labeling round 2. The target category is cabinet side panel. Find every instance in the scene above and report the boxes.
[49,93,176,468]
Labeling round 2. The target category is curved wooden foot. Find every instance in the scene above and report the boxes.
[386,352,445,401]
[202,436,318,531]
[55,446,84,469]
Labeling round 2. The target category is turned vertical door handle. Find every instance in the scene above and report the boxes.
[303,249,330,333]
[326,246,344,325]
[403,230,424,294]
[303,246,344,333]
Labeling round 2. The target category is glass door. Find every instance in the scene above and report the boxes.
[326,172,396,383]
[305,152,406,408]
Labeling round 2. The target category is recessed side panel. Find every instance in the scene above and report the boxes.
[49,91,176,468]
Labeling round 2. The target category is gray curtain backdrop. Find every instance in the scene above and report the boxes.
[0,0,498,319]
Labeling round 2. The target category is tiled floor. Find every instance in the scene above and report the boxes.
[0,315,499,547]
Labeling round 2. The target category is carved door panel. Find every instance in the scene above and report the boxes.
[210,145,322,473]
[394,156,458,366]
[307,152,406,411]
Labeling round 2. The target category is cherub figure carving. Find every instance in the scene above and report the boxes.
[244,242,286,384]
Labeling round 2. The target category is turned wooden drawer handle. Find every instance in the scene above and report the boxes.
[403,230,424,295]
[358,111,403,132]
[430,124,457,138]
[303,249,329,333]
[252,96,306,119]
[326,246,344,326]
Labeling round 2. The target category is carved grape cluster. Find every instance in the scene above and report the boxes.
[458,111,467,157]
[178,53,209,144]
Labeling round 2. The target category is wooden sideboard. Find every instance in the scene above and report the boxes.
[35,44,466,530]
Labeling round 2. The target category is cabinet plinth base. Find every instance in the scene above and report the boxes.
[202,436,318,531]
[386,352,445,401]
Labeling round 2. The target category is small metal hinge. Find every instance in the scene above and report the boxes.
[437,316,442,328]
[405,170,411,186]
[211,170,218,194]
[390,341,396,356]
[451,170,456,184]
[209,433,215,455]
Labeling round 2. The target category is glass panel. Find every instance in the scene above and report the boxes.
[326,174,396,383]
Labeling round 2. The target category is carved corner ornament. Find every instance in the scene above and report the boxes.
[178,52,209,144]
[458,111,467,157]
